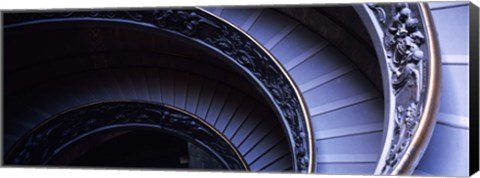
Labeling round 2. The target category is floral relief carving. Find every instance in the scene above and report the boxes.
[368,3,428,174]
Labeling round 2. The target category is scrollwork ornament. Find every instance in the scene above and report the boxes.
[367,3,386,24]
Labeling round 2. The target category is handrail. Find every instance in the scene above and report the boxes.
[3,8,314,173]
[354,3,441,175]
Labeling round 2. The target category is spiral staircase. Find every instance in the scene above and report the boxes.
[2,2,473,177]
[202,6,385,174]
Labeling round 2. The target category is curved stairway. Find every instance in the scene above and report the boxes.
[2,3,471,176]
[3,20,294,171]
[203,7,385,174]
[204,4,472,176]
[4,67,293,171]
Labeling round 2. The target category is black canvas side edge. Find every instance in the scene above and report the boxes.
[469,2,480,176]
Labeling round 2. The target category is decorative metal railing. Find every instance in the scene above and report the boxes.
[5,102,247,170]
[3,8,314,173]
[355,3,441,175]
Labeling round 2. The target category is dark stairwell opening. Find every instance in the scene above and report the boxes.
[58,130,226,170]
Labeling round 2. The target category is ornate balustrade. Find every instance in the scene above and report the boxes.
[355,3,441,175]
